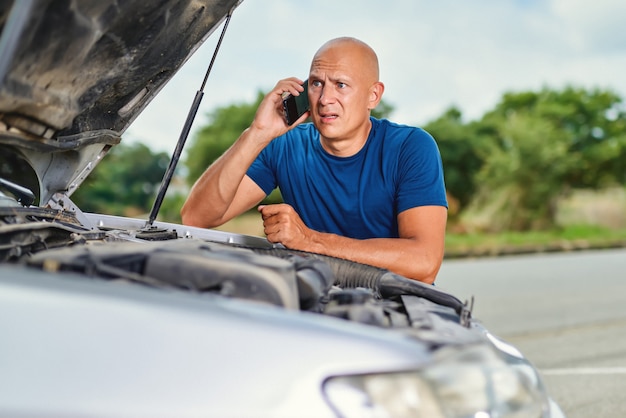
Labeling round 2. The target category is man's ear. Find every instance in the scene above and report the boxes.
[368,81,385,110]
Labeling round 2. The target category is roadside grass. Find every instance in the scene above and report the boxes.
[445,187,626,257]
[444,224,626,258]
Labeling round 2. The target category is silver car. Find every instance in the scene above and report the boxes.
[0,1,564,416]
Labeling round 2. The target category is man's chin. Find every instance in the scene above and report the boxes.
[316,124,341,139]
[315,115,340,130]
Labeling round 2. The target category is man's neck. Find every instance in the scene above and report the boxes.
[319,119,372,157]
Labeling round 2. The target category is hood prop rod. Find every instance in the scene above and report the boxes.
[146,12,233,227]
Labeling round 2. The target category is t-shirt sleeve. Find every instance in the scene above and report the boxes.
[246,144,278,196]
[396,129,448,213]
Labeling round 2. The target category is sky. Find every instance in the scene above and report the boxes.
[126,0,626,154]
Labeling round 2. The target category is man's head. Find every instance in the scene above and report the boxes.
[308,37,384,152]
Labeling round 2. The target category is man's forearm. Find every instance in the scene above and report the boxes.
[298,232,444,284]
[181,77,312,228]
[259,204,446,284]
[180,127,268,227]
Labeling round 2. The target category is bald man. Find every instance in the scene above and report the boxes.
[181,37,448,284]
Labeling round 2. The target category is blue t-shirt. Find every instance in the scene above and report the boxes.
[247,117,447,239]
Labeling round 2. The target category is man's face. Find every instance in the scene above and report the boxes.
[308,44,375,145]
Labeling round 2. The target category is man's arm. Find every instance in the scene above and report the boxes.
[180,132,267,228]
[181,78,309,228]
[259,204,447,284]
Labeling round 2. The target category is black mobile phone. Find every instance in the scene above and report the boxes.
[282,80,309,125]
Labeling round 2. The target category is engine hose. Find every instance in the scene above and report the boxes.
[245,245,466,315]
[378,272,466,315]
[245,246,381,288]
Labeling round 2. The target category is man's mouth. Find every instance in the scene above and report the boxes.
[319,112,338,122]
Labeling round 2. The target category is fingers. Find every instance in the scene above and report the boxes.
[258,204,301,244]
[258,203,291,218]
[251,78,307,135]
[274,77,306,98]
[258,204,283,243]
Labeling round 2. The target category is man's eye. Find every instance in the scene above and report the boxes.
[311,80,322,87]
[337,82,346,89]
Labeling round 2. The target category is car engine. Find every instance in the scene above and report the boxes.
[0,202,477,348]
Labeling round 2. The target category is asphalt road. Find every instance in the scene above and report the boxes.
[436,248,626,418]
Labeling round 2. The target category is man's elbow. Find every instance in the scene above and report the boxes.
[181,213,221,229]
[180,202,210,228]
[407,269,437,285]
[414,273,437,285]
[180,200,192,224]
[410,255,443,285]
[426,258,444,284]
[180,210,200,228]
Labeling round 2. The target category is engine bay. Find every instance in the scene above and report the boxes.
[0,204,477,348]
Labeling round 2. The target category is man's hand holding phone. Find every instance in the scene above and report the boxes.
[282,79,310,125]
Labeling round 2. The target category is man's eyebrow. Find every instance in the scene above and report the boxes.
[330,75,352,85]
[310,73,352,83]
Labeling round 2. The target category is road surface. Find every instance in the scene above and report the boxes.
[436,248,626,418]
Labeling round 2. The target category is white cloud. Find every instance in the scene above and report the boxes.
[549,0,626,52]
[126,0,626,152]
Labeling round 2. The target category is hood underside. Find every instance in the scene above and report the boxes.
[0,0,241,204]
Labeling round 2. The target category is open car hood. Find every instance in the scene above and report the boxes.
[0,0,241,205]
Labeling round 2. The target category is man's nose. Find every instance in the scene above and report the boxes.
[318,84,335,104]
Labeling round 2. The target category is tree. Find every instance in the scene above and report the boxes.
[424,107,484,215]
[463,86,626,231]
[72,143,170,216]
[488,86,626,188]
[371,100,394,120]
[465,113,573,231]
[185,92,263,185]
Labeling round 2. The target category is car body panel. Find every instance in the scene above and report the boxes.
[0,264,432,417]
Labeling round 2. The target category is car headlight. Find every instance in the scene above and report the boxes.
[323,344,548,418]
